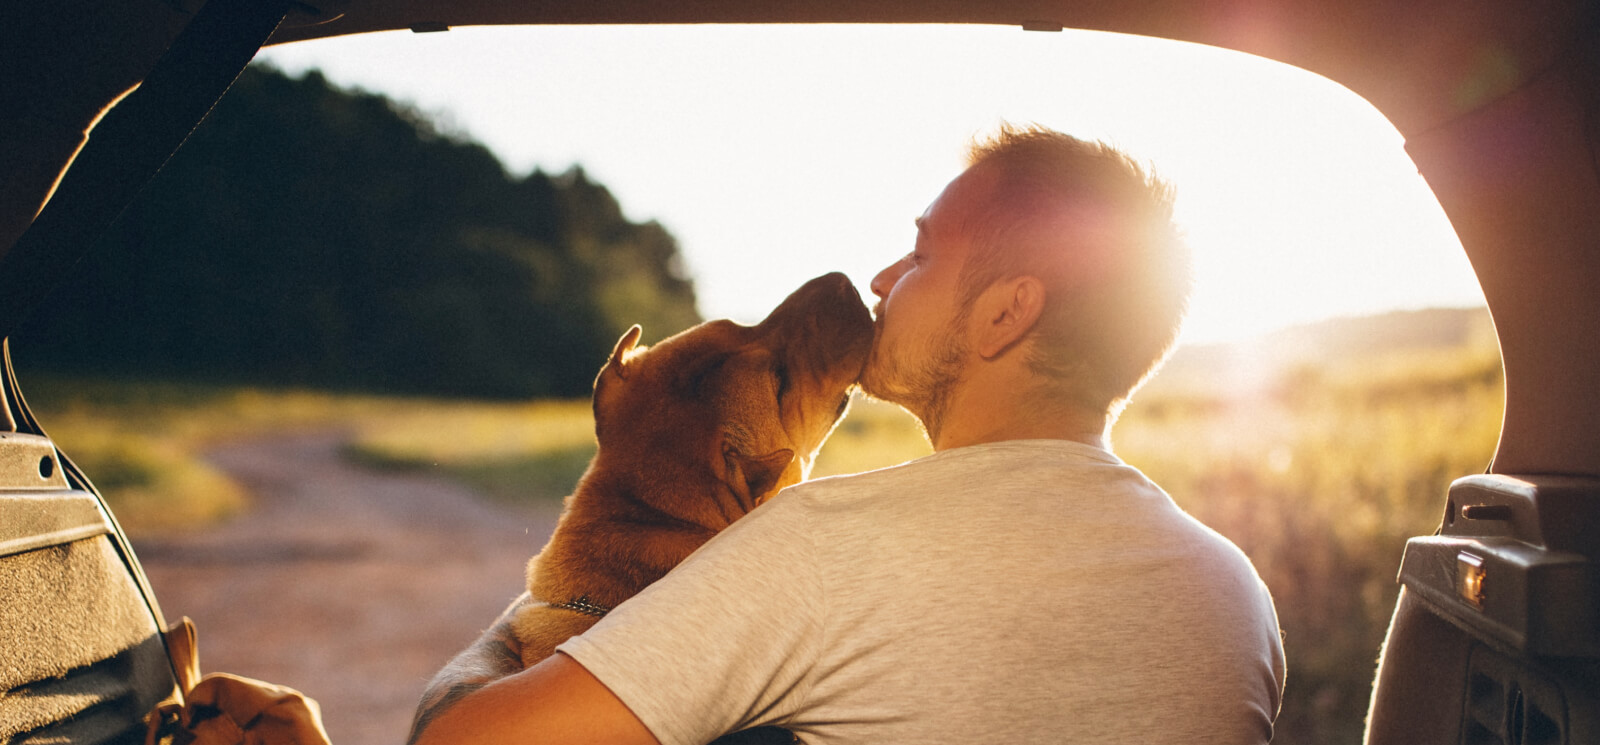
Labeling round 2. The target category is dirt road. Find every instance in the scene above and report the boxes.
[132,432,563,745]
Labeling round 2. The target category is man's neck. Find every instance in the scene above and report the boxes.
[932,422,1110,453]
[928,376,1110,452]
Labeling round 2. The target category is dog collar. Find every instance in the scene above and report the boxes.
[550,595,612,618]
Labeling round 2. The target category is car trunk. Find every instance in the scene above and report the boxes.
[3,1,1597,743]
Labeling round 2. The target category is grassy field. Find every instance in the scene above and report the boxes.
[1117,341,1503,744]
[22,377,384,530]
[20,378,931,524]
[20,320,1502,745]
[345,393,936,502]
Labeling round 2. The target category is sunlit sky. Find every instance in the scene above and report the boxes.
[259,24,1484,346]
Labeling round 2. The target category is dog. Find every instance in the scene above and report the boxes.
[510,272,873,743]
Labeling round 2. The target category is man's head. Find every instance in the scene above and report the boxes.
[861,124,1191,440]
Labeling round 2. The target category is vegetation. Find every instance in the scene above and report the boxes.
[13,64,700,398]
[344,398,596,503]
[21,376,394,531]
[341,392,935,505]
[22,307,1501,745]
[1114,308,1503,745]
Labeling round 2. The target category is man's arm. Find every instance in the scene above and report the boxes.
[411,651,661,745]
[407,594,528,743]
[407,593,660,745]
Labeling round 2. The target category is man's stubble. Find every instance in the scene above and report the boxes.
[859,302,970,444]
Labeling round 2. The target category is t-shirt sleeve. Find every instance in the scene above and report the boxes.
[555,492,825,745]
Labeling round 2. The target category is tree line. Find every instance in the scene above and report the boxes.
[15,65,702,398]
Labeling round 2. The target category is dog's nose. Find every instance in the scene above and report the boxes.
[802,271,854,299]
[816,273,868,318]
[819,272,868,313]
[778,272,858,313]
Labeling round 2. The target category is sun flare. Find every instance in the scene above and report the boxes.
[259,24,1485,348]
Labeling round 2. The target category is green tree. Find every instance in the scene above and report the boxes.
[16,65,701,397]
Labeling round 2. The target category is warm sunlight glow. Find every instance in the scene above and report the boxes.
[260,24,1484,346]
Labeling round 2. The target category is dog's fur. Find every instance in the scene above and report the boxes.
[511,273,872,711]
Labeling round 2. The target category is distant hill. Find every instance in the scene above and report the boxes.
[1148,307,1498,398]
[1253,306,1495,361]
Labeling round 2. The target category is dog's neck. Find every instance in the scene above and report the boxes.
[584,454,756,533]
[531,465,747,609]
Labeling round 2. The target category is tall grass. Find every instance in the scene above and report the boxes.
[345,398,596,503]
[342,394,932,502]
[1115,344,1504,745]
[23,377,387,531]
[20,336,1503,744]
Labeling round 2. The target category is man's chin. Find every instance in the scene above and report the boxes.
[857,360,899,405]
[858,377,938,443]
[859,369,919,416]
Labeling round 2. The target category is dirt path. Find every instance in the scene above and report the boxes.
[132,432,563,745]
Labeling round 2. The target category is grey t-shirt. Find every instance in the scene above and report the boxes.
[558,439,1285,745]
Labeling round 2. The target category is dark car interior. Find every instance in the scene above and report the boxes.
[4,1,1598,743]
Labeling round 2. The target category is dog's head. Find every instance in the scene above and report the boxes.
[587,272,873,528]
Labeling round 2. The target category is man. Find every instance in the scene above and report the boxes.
[410,124,1285,745]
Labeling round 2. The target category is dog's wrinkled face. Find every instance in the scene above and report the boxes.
[590,272,874,527]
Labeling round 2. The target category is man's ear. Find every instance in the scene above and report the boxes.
[722,442,795,511]
[974,276,1045,359]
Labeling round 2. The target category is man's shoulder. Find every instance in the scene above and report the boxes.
[787,439,1124,498]
[781,449,958,500]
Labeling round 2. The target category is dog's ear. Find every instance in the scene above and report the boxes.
[722,443,794,511]
[601,325,644,383]
[593,325,644,435]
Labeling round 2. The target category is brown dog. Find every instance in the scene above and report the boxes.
[510,272,872,738]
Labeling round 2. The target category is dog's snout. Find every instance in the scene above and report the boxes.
[816,271,854,295]
[757,273,874,378]
[811,276,872,341]
[768,273,867,327]
[789,272,857,306]
[826,273,867,310]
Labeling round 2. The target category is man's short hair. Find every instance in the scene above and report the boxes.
[960,123,1192,415]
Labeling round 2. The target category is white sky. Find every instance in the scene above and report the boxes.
[258,24,1484,346]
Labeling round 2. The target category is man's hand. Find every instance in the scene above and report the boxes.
[407,594,529,743]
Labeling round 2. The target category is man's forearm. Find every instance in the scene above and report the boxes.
[410,652,663,745]
[408,594,528,744]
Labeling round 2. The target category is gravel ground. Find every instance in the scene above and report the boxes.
[132,432,563,745]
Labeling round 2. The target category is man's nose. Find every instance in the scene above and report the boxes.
[870,257,908,300]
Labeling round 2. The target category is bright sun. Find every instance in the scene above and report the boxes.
[259,25,1484,346]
